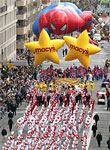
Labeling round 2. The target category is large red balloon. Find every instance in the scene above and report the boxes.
[32,2,92,37]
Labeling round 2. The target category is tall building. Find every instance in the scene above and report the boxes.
[0,0,16,62]
[16,0,61,53]
[16,0,42,53]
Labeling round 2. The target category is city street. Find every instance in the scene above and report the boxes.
[0,40,110,149]
[42,40,110,69]
[0,0,110,149]
[0,75,110,150]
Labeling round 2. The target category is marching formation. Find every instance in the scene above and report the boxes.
[2,86,95,150]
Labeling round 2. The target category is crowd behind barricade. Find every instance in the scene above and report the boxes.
[0,66,37,120]
[74,0,100,12]
[16,51,34,66]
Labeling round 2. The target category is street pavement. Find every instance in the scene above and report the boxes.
[0,102,28,149]
[0,40,110,149]
[42,40,110,69]
[88,78,110,150]
[0,77,110,150]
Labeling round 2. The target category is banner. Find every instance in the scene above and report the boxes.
[56,78,80,86]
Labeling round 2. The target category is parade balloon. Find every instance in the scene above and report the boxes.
[24,29,64,66]
[64,30,101,69]
[32,2,93,37]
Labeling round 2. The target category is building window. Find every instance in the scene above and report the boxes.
[33,2,37,7]
[17,6,27,15]
[17,20,28,28]
[0,5,7,13]
[17,35,26,42]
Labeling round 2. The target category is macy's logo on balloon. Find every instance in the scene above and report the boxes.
[35,46,55,53]
[70,44,88,54]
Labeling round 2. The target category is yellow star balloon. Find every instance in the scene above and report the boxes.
[24,29,65,66]
[64,30,101,68]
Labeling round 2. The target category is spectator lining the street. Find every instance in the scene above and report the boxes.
[1,127,7,141]
[96,132,102,147]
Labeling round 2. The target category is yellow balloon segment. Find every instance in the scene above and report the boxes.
[24,29,65,66]
[64,30,101,69]
[24,29,101,68]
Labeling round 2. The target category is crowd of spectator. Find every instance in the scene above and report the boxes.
[0,65,36,119]
[74,0,100,11]
[0,57,109,120]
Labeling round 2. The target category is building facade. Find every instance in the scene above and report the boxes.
[16,0,43,53]
[16,0,61,53]
[0,0,16,62]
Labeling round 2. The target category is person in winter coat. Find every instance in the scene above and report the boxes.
[59,94,63,106]
[47,95,51,106]
[8,118,13,132]
[65,48,68,55]
[1,128,7,141]
[11,103,17,116]
[62,49,65,57]
[107,98,110,111]
[106,89,110,100]
[8,110,13,119]
[92,123,97,137]
[96,132,102,147]
[93,113,100,126]
[5,100,11,112]
[107,137,110,150]
[86,93,90,105]
[66,93,70,106]
[77,92,82,104]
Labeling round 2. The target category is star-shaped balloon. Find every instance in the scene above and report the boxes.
[64,30,101,68]
[25,29,65,66]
